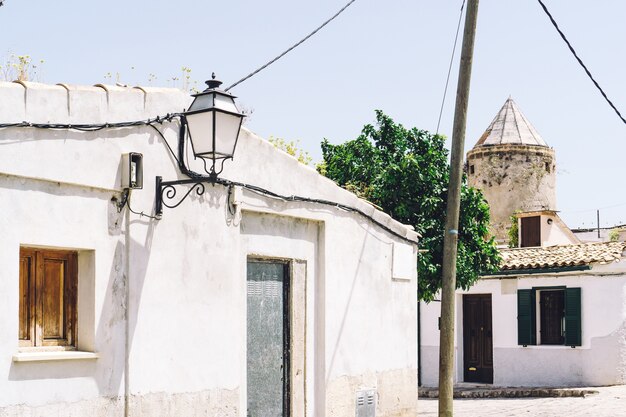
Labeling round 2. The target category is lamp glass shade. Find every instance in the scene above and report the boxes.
[214,94,238,113]
[214,111,243,157]
[188,93,215,112]
[186,111,214,156]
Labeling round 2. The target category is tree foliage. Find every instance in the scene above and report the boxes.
[319,110,500,301]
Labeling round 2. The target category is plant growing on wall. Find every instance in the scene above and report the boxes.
[508,211,520,248]
[319,110,500,301]
[0,53,45,82]
[269,137,313,166]
[609,228,623,242]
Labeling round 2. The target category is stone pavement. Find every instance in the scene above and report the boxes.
[417,385,626,416]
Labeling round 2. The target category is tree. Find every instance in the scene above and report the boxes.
[319,110,500,301]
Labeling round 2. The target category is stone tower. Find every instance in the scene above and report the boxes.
[466,98,556,243]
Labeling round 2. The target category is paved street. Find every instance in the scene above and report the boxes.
[417,385,626,416]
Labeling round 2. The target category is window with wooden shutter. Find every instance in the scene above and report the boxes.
[518,287,582,347]
[19,248,78,349]
[517,289,536,346]
[520,216,541,247]
[564,287,582,347]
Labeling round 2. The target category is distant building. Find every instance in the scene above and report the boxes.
[467,97,556,245]
[420,98,626,388]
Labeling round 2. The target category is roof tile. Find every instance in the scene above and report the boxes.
[500,241,626,270]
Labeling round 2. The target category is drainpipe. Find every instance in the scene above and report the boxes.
[417,300,422,387]
[124,200,131,417]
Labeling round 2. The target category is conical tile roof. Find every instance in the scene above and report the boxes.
[474,97,548,148]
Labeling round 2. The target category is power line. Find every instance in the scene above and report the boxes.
[0,114,184,168]
[436,0,466,135]
[0,113,181,131]
[0,116,415,243]
[537,0,626,125]
[225,0,359,91]
[212,176,417,245]
[561,201,626,214]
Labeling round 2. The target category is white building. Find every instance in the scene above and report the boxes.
[420,240,626,387]
[420,99,626,388]
[0,81,419,416]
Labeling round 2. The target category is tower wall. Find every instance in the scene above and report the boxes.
[467,144,556,242]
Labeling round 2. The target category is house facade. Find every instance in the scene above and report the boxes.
[420,241,626,387]
[0,81,418,416]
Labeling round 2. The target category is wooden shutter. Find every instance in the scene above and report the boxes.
[564,287,582,347]
[521,216,541,247]
[517,289,536,345]
[19,249,36,347]
[18,248,78,348]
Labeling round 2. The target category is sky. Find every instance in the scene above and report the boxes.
[1,0,625,229]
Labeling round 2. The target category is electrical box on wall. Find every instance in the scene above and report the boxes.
[121,153,143,189]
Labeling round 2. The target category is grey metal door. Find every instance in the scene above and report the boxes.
[247,261,289,417]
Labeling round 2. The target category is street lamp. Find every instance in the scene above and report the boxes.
[185,74,245,178]
[155,73,246,218]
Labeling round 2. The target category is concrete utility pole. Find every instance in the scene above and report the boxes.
[438,1,479,416]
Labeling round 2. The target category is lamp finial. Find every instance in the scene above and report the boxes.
[205,73,222,90]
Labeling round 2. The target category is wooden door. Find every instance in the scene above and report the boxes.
[463,294,493,383]
[247,261,290,417]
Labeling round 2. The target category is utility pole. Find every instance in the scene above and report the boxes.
[438,1,479,416]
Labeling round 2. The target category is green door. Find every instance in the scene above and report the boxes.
[247,261,290,417]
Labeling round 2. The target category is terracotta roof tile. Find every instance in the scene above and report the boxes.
[500,241,626,270]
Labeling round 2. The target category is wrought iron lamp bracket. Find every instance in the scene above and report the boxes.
[154,120,228,218]
[155,175,219,218]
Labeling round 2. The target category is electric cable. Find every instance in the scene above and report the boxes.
[537,0,626,125]
[212,177,417,245]
[0,113,416,243]
[120,189,160,220]
[225,0,359,91]
[560,201,626,214]
[147,122,181,166]
[0,114,183,167]
[436,0,466,135]
[0,113,182,131]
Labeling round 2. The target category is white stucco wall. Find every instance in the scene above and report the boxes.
[0,82,418,416]
[420,264,626,387]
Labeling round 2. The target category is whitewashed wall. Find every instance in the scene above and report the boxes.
[0,82,418,416]
[420,263,626,387]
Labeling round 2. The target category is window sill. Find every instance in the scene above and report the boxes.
[520,345,583,349]
[12,351,99,362]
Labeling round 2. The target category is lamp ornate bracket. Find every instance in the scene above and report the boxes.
[154,75,244,219]
[154,122,226,219]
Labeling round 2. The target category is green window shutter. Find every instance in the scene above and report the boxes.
[564,287,582,347]
[517,289,536,345]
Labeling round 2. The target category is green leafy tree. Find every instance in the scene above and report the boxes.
[319,110,500,301]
